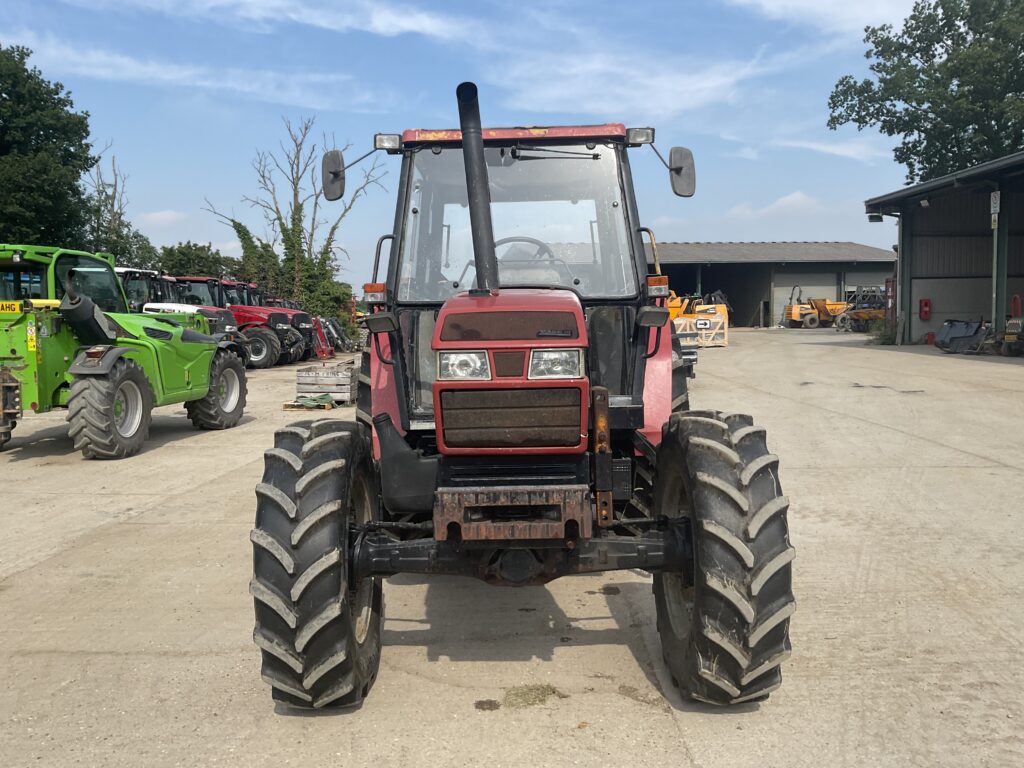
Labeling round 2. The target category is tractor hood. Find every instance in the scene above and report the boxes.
[433,288,587,348]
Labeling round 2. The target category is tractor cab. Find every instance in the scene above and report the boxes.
[114,268,184,311]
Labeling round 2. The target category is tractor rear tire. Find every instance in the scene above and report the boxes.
[186,350,247,429]
[653,410,795,705]
[250,419,383,709]
[67,358,154,459]
[802,313,820,329]
[246,327,281,369]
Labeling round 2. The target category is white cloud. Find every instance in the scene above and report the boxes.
[494,51,769,120]
[773,138,890,162]
[4,28,384,111]
[727,190,824,219]
[215,239,243,257]
[62,0,486,44]
[731,146,760,160]
[722,0,916,35]
[136,209,188,227]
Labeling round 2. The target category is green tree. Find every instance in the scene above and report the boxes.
[158,241,226,276]
[828,0,1024,182]
[0,45,95,245]
[207,117,382,321]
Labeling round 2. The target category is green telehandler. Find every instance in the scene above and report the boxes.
[1,245,248,457]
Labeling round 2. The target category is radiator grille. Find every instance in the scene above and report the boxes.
[440,388,581,448]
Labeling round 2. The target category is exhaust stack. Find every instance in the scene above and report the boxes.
[456,82,500,292]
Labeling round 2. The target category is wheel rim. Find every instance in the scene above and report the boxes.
[663,477,695,640]
[350,470,375,646]
[218,367,240,411]
[250,338,266,362]
[113,380,143,438]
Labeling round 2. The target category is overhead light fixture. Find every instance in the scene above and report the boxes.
[919,198,930,208]
[374,134,401,151]
[867,213,884,223]
[626,127,655,145]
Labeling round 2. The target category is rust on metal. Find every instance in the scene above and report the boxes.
[401,124,627,145]
[592,387,613,527]
[433,485,591,541]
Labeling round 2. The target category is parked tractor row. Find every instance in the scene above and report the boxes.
[1,245,359,457]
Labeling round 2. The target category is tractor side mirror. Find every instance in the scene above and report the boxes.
[636,306,670,328]
[363,311,398,334]
[668,147,695,198]
[322,149,346,201]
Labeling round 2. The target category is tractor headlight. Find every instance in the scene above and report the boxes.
[224,325,238,332]
[275,322,290,330]
[438,351,490,381]
[528,348,584,379]
[298,322,314,329]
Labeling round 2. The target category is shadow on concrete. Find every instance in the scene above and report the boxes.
[381,574,665,694]
[1,411,256,462]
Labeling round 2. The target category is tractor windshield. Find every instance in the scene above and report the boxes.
[0,262,46,301]
[180,280,220,307]
[397,143,637,302]
[223,284,249,305]
[54,256,127,313]
[121,274,153,306]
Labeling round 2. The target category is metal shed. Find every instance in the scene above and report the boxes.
[653,242,895,327]
[865,150,1024,343]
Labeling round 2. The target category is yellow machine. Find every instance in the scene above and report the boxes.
[781,287,846,328]
[669,291,729,347]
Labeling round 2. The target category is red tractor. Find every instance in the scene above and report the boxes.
[249,83,794,709]
[175,276,308,367]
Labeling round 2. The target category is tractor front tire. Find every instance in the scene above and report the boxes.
[67,358,154,459]
[653,410,795,705]
[250,419,383,709]
[186,350,247,429]
[246,327,281,369]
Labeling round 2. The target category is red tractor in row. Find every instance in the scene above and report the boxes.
[174,276,311,367]
[249,83,794,709]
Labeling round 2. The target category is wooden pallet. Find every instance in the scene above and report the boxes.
[296,363,355,404]
[674,308,728,348]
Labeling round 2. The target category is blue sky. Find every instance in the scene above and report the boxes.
[4,0,915,285]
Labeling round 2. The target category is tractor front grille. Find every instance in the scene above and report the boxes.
[440,388,581,448]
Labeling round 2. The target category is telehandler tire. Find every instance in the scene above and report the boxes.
[653,410,795,705]
[250,420,383,709]
[67,358,154,459]
[246,327,281,369]
[186,350,247,429]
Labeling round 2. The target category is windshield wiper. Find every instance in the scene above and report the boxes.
[511,145,600,160]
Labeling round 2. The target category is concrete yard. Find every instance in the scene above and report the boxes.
[1,332,1022,767]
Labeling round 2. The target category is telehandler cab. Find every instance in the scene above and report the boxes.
[250,83,794,709]
[1,245,247,457]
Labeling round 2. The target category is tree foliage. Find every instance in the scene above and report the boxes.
[208,117,383,320]
[0,45,95,245]
[828,0,1024,182]
[158,241,229,276]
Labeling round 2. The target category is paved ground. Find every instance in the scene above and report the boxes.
[1,332,1022,767]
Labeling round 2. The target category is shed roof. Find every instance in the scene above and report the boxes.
[865,150,1024,213]
[653,241,895,265]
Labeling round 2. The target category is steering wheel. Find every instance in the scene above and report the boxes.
[494,236,556,261]
[183,294,203,305]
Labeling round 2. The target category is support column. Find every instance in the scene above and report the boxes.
[992,190,1009,333]
[695,264,702,295]
[898,206,913,343]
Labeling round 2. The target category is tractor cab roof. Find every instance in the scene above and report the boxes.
[0,244,115,266]
[398,124,627,148]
